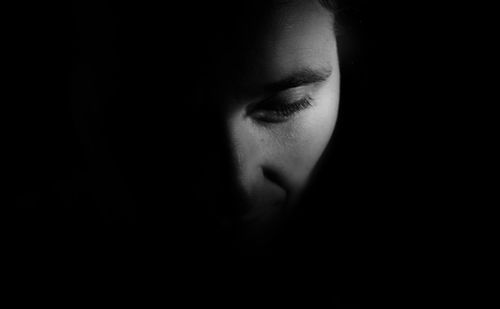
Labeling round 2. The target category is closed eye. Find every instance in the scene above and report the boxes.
[245,67,331,123]
[248,95,313,123]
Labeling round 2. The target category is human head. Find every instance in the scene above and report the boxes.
[186,0,341,246]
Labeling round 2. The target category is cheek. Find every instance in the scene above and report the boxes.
[267,91,339,192]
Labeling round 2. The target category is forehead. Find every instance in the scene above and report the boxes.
[201,0,337,93]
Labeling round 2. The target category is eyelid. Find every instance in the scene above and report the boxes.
[271,86,309,104]
[250,96,313,123]
[247,85,314,124]
[246,85,310,115]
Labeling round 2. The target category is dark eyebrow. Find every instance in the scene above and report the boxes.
[263,67,333,93]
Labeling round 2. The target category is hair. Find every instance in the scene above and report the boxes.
[319,0,338,33]
[319,0,337,12]
[319,0,360,39]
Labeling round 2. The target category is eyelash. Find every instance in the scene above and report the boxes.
[250,95,313,123]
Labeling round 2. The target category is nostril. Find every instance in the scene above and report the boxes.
[261,166,289,207]
[262,167,284,189]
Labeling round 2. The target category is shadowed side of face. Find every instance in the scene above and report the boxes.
[186,0,340,245]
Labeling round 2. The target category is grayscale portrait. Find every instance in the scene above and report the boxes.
[14,0,472,306]
[14,0,365,306]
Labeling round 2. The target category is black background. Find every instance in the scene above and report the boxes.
[7,0,481,306]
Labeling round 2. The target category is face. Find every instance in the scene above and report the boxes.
[195,0,340,243]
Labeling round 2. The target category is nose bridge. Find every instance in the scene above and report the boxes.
[192,90,259,194]
[225,114,261,193]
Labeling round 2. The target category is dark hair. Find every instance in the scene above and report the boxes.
[319,0,338,32]
[319,0,337,13]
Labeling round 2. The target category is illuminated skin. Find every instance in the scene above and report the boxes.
[204,0,340,242]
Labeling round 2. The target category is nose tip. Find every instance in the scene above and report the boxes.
[218,164,288,221]
[261,167,285,191]
[237,167,288,216]
[260,166,289,208]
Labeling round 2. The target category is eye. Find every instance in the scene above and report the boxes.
[248,94,313,123]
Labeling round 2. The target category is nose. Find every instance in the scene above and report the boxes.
[224,113,288,219]
[189,90,288,225]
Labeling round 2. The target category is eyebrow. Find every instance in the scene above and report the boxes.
[263,67,333,93]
